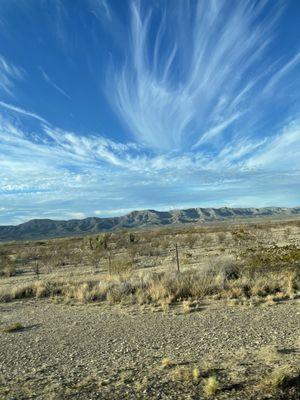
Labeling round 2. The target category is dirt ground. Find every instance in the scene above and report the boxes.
[0,297,299,399]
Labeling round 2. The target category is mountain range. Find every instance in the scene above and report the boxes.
[1,207,300,241]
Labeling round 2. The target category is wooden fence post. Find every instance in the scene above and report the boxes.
[175,243,180,272]
[108,250,112,275]
[89,238,94,250]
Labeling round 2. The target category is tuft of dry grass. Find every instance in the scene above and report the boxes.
[1,322,24,333]
[168,365,201,385]
[182,299,192,313]
[169,366,191,382]
[258,346,280,365]
[261,366,294,392]
[192,367,200,384]
[203,376,220,396]
[161,357,174,369]
[0,253,16,277]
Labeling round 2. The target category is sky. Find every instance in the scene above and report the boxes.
[0,0,299,225]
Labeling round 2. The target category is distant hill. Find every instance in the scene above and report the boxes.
[0,207,300,241]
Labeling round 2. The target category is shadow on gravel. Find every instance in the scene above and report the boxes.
[24,324,40,331]
[277,348,298,355]
[176,360,194,366]
[223,382,244,392]
[282,373,300,390]
[14,324,41,333]
[202,367,224,377]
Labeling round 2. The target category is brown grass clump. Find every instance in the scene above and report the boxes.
[0,253,16,277]
[1,322,24,333]
[258,346,280,365]
[192,367,200,384]
[203,375,220,396]
[109,257,133,275]
[182,299,192,313]
[169,366,191,382]
[262,366,294,391]
[161,357,174,369]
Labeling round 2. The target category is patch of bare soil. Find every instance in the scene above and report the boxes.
[0,298,299,399]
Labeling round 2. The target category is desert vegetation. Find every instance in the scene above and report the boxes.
[0,219,299,399]
[0,219,299,306]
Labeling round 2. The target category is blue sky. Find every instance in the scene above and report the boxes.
[0,0,299,225]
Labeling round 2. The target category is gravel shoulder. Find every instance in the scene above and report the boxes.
[0,298,299,399]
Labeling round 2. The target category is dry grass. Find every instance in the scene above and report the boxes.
[0,220,299,311]
[0,257,298,306]
[258,346,280,365]
[203,375,220,396]
[1,322,24,333]
[262,366,294,391]
[0,253,16,277]
[182,299,192,313]
[192,367,200,384]
[168,365,200,385]
[169,366,192,382]
[161,357,174,369]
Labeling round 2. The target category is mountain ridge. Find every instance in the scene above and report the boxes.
[1,206,300,241]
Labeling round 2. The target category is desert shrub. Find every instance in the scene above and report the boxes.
[0,254,298,306]
[244,245,300,270]
[217,232,227,244]
[128,244,139,267]
[201,234,212,247]
[138,243,161,257]
[106,281,135,303]
[159,237,170,250]
[0,253,16,277]
[109,257,132,274]
[206,257,242,280]
[184,233,198,249]
[145,270,216,303]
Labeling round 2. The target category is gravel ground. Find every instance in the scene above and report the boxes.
[0,299,299,400]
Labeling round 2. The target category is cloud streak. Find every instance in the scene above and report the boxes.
[39,67,70,99]
[0,55,24,96]
[107,0,299,152]
[0,100,48,124]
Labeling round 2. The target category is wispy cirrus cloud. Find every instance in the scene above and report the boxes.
[1,102,299,190]
[0,100,48,123]
[0,55,24,96]
[107,0,299,151]
[39,67,70,99]
[1,109,300,224]
[245,121,300,171]
[262,52,300,95]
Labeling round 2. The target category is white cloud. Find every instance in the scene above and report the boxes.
[262,52,300,95]
[246,121,300,170]
[0,101,48,123]
[39,67,70,99]
[65,212,86,219]
[193,113,242,148]
[107,0,292,151]
[0,55,24,96]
